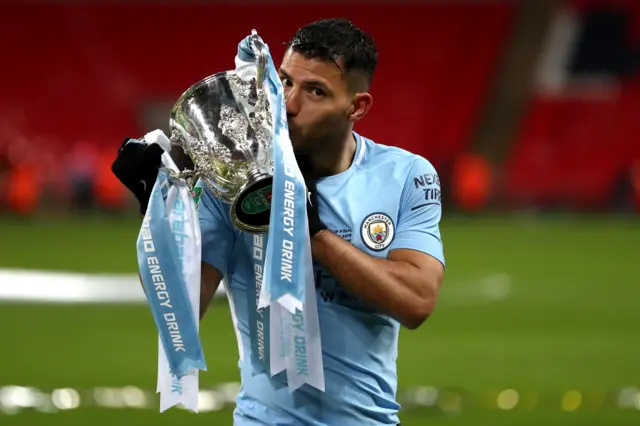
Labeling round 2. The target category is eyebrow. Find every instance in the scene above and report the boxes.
[278,68,331,91]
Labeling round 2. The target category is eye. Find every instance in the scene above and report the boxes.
[281,77,293,87]
[310,87,325,97]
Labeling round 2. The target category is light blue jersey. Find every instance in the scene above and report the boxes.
[198,132,445,425]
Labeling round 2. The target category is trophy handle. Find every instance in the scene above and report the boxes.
[250,29,269,89]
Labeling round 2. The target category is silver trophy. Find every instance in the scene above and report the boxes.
[157,30,274,234]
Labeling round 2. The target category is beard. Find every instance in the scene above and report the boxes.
[287,123,306,153]
[288,114,349,156]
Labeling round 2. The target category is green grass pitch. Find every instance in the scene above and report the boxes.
[0,213,639,425]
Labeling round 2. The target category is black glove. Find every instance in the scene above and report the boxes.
[305,177,327,237]
[111,137,164,214]
[296,154,327,237]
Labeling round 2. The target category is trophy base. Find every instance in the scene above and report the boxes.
[230,173,273,234]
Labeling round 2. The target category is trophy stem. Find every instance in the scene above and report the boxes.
[230,169,273,234]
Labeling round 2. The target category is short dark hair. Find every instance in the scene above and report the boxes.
[286,18,378,90]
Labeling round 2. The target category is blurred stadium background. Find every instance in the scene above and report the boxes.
[1,0,639,425]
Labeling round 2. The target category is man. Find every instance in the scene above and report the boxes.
[113,18,445,426]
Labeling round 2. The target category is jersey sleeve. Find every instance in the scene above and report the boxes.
[388,156,445,267]
[195,181,236,276]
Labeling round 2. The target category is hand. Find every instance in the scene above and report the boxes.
[296,154,327,237]
[305,177,327,237]
[111,137,163,214]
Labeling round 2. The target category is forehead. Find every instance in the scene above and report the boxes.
[279,50,347,90]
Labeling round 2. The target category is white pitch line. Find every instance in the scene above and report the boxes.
[0,268,226,304]
[438,273,512,307]
[0,268,511,306]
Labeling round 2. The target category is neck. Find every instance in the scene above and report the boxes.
[309,131,357,178]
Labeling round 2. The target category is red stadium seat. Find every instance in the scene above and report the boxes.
[500,0,640,208]
[503,87,639,208]
[0,2,515,177]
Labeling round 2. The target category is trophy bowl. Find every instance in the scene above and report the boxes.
[167,32,274,234]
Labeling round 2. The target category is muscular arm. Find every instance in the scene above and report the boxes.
[311,230,444,329]
[199,262,223,320]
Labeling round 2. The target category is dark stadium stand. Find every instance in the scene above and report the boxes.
[502,0,640,209]
[0,2,514,173]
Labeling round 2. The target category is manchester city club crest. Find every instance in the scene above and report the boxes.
[361,213,395,251]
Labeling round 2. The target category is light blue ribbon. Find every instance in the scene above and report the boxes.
[236,37,275,378]
[261,49,308,306]
[238,33,324,392]
[248,233,271,376]
[137,169,207,379]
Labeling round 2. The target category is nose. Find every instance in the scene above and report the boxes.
[285,86,300,117]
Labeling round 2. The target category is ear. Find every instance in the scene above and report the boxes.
[349,92,373,123]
